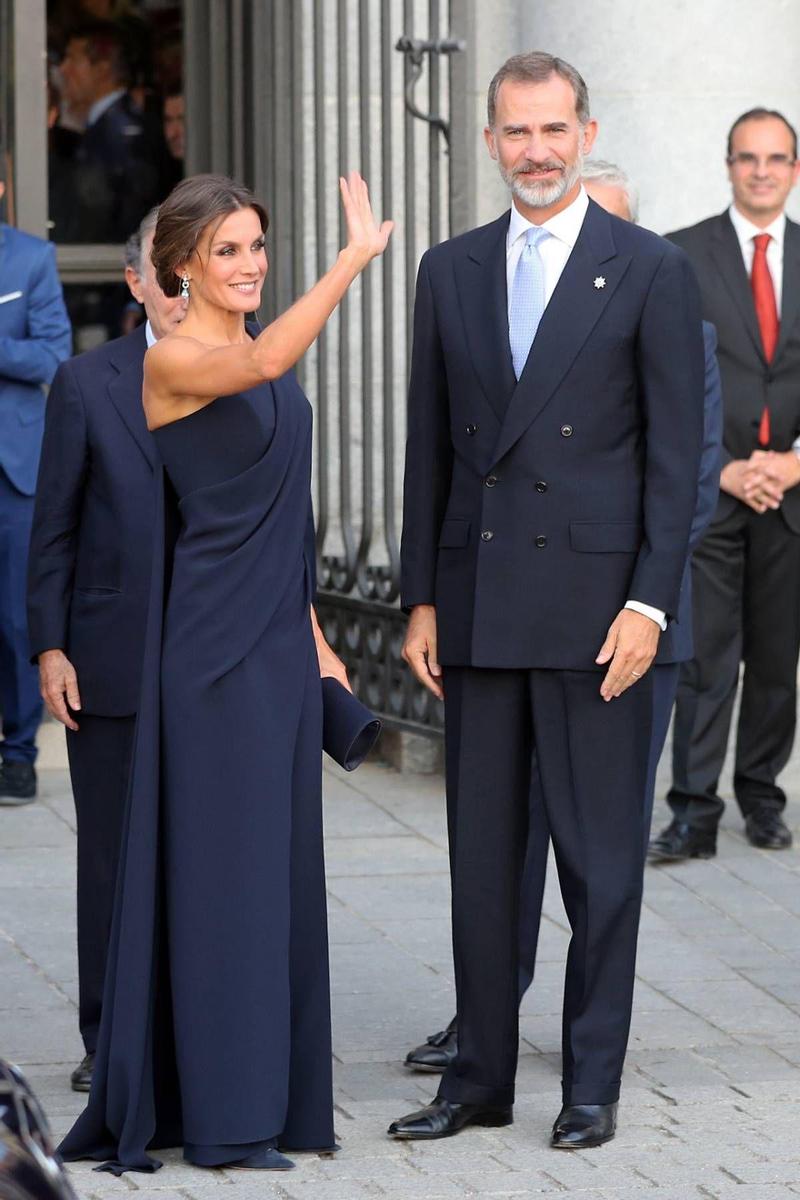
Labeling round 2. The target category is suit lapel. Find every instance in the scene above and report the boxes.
[775,217,800,364]
[107,327,157,470]
[491,200,629,466]
[709,211,765,364]
[453,213,517,422]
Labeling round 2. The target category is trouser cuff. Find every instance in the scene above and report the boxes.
[562,1079,620,1105]
[437,1073,514,1109]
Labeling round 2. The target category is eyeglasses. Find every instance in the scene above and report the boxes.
[727,153,797,169]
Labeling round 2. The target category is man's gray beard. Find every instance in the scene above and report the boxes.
[502,153,583,209]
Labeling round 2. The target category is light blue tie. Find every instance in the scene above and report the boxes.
[509,226,549,380]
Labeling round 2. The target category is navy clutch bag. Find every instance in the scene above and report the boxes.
[321,677,381,771]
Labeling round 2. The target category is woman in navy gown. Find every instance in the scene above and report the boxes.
[59,172,392,1174]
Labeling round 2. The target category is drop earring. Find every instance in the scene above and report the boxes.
[180,273,190,301]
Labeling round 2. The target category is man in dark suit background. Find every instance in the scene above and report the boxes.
[650,108,800,862]
[27,208,186,1091]
[403,159,723,1077]
[0,161,71,804]
[391,53,704,1149]
[55,20,162,244]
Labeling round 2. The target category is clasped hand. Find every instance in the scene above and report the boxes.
[721,449,800,514]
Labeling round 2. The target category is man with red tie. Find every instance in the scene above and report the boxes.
[650,108,800,861]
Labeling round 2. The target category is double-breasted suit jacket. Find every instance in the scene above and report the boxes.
[401,198,705,666]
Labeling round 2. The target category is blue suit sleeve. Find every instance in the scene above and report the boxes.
[0,242,72,386]
[628,246,705,618]
[688,323,723,552]
[26,361,89,659]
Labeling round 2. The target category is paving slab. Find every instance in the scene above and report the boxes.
[1,727,799,1199]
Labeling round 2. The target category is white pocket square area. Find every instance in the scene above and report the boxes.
[0,291,23,304]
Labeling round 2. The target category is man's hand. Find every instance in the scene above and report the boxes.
[39,649,81,730]
[721,458,780,512]
[596,609,661,701]
[310,606,352,692]
[747,449,800,500]
[402,604,443,700]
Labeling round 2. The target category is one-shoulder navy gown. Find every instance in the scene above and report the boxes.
[59,372,335,1173]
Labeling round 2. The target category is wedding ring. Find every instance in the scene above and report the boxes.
[631,670,642,678]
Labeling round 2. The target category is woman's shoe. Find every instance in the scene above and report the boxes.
[225,1147,295,1170]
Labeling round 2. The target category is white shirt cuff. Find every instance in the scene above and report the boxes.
[625,600,667,631]
[792,435,800,455]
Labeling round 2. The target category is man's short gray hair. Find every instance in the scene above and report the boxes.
[123,206,160,274]
[487,51,590,129]
[581,158,639,223]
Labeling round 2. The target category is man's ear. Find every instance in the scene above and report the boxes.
[484,126,498,161]
[125,266,144,304]
[581,119,599,157]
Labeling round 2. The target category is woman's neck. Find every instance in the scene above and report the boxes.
[179,299,249,346]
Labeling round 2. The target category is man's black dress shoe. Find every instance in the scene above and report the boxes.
[70,1053,94,1092]
[647,820,716,862]
[745,808,792,849]
[226,1147,295,1170]
[388,1097,512,1140]
[404,1016,458,1072]
[0,761,36,805]
[551,1102,617,1149]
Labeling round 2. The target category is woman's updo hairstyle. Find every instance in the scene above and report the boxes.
[151,173,270,297]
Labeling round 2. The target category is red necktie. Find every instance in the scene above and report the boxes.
[751,232,779,447]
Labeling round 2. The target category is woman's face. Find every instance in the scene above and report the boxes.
[188,206,268,313]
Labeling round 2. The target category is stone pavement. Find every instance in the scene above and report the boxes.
[2,720,800,1200]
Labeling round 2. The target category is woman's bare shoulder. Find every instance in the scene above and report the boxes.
[144,332,208,376]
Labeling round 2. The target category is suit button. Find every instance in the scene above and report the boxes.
[466,424,477,436]
[481,530,494,541]
[535,480,548,493]
[535,535,547,548]
[560,424,573,438]
[485,475,498,487]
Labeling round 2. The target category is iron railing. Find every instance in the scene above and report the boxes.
[185,0,466,733]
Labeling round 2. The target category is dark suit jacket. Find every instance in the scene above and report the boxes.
[667,210,800,534]
[27,326,156,715]
[656,321,723,664]
[0,224,72,495]
[71,92,161,243]
[401,199,705,669]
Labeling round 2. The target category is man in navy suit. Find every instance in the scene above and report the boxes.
[27,208,186,1091]
[391,54,704,1149]
[55,20,162,244]
[0,165,71,804]
[403,160,723,1077]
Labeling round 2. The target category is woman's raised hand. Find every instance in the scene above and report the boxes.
[339,171,393,266]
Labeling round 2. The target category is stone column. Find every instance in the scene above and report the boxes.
[518,0,800,232]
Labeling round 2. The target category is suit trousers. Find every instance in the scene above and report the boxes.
[0,469,41,763]
[669,506,800,828]
[517,662,679,1004]
[439,665,652,1109]
[67,713,135,1053]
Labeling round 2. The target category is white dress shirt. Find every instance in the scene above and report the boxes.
[144,320,157,348]
[506,188,666,631]
[87,88,127,128]
[728,204,800,454]
[728,203,785,313]
[506,187,590,319]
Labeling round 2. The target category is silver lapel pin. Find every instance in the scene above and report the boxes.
[593,276,606,290]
